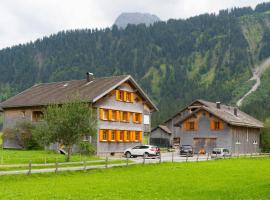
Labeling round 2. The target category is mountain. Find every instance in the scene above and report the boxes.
[1,2,270,126]
[114,12,161,28]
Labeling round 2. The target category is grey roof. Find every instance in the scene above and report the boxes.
[0,75,158,111]
[152,125,172,134]
[174,99,264,128]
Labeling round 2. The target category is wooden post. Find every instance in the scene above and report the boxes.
[55,162,58,173]
[196,154,199,162]
[185,153,188,162]
[126,156,129,167]
[171,151,174,163]
[28,160,32,175]
[159,153,161,164]
[105,155,108,168]
[83,160,86,172]
[143,154,146,165]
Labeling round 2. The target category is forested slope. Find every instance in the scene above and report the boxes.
[1,2,270,125]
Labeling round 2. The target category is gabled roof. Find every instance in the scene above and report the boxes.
[174,99,264,128]
[152,125,172,135]
[0,75,158,111]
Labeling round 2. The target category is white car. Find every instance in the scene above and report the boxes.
[124,145,160,158]
[211,148,231,158]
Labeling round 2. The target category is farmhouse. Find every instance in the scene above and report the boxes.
[0,73,157,155]
[150,100,263,154]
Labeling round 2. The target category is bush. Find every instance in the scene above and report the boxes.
[2,121,41,150]
[261,118,270,152]
[78,142,95,155]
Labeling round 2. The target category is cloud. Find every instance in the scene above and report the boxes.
[0,0,266,49]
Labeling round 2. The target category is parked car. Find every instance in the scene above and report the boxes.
[211,148,231,158]
[124,145,160,158]
[180,145,193,156]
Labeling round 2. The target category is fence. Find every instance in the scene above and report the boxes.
[1,151,270,175]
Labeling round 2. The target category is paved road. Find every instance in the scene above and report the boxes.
[237,56,270,107]
[0,152,210,175]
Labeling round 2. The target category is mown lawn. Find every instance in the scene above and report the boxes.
[1,158,270,200]
[0,149,100,164]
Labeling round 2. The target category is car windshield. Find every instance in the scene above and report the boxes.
[182,146,192,150]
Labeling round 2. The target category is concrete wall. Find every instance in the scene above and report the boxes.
[94,82,152,154]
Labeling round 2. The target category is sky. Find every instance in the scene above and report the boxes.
[0,0,267,49]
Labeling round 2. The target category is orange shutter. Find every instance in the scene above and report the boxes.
[132,113,136,123]
[210,119,215,130]
[139,131,143,142]
[109,110,113,121]
[184,121,188,130]
[195,121,199,130]
[124,130,127,142]
[123,91,127,102]
[130,93,134,103]
[220,121,224,130]
[115,90,120,101]
[99,108,104,120]
[126,112,130,122]
[119,111,123,122]
[99,129,103,141]
[115,111,120,121]
[108,130,112,141]
[139,113,143,123]
[131,131,135,141]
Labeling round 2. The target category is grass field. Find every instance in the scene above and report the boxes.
[0,149,100,164]
[1,158,270,199]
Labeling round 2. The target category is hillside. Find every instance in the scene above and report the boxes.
[114,12,161,28]
[1,2,270,125]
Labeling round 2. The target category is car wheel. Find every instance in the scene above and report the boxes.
[143,152,149,158]
[125,152,131,158]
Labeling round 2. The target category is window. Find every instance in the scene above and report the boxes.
[112,110,117,121]
[119,90,124,101]
[121,111,130,122]
[210,119,223,130]
[214,121,220,130]
[133,113,142,123]
[32,111,43,122]
[184,120,198,131]
[135,131,140,141]
[189,122,195,130]
[126,131,131,141]
[143,115,150,125]
[111,130,116,141]
[120,131,124,141]
[99,130,109,141]
[115,90,134,103]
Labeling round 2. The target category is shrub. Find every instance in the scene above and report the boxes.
[2,121,41,150]
[78,142,95,155]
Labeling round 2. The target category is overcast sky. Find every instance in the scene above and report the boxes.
[0,0,267,49]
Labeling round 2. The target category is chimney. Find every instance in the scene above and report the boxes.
[216,102,221,109]
[86,72,94,82]
[234,107,238,116]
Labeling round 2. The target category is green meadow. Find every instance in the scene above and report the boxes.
[1,158,270,200]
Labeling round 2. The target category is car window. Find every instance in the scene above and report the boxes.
[140,146,149,149]
[223,149,229,153]
[132,146,141,149]
[212,150,221,154]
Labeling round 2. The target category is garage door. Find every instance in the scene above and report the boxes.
[193,138,216,153]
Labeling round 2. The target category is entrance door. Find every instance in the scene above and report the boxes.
[193,138,216,153]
